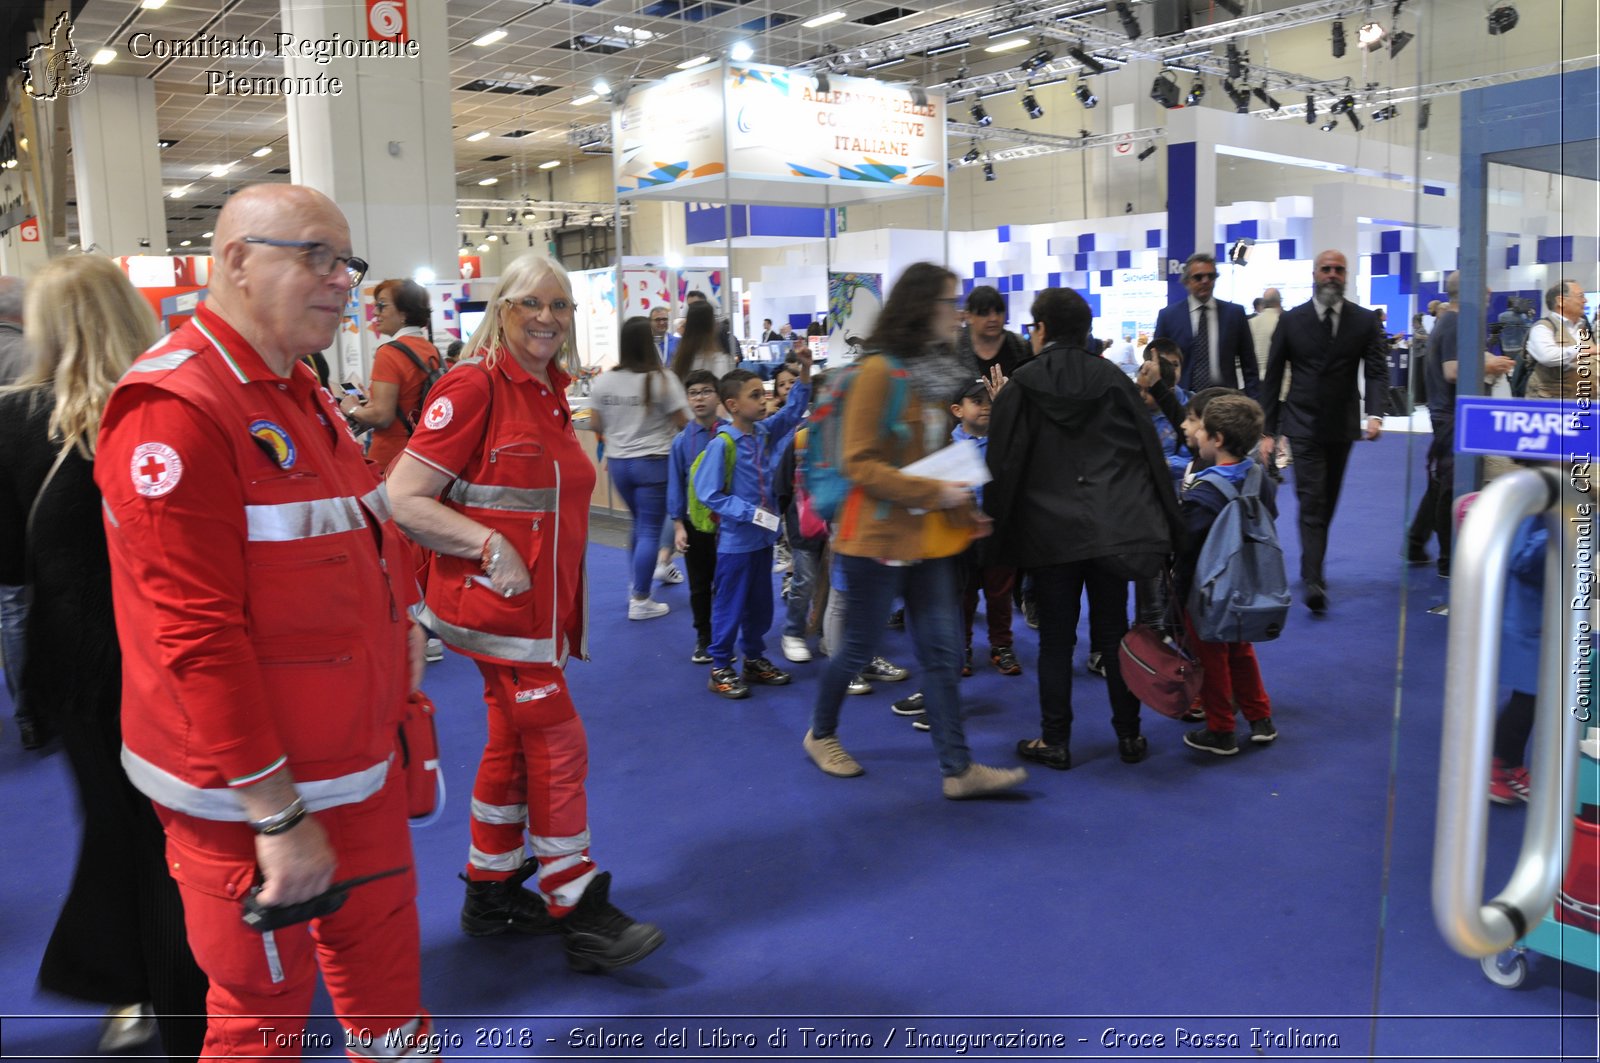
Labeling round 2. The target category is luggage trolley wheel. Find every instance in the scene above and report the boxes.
[1480,949,1528,989]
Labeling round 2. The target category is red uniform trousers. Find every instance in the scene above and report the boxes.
[159,763,426,1060]
[466,661,595,916]
[1182,610,1272,735]
[961,559,1017,649]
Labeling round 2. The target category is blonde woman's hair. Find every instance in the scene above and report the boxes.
[462,253,578,373]
[16,255,158,458]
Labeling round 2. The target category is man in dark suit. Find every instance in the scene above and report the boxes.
[1259,249,1390,615]
[1153,253,1259,398]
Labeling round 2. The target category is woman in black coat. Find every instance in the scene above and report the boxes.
[0,255,206,1059]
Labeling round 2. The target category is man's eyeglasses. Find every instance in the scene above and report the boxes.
[1187,272,1218,282]
[506,296,575,315]
[243,237,367,288]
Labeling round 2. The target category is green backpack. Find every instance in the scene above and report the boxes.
[686,430,738,534]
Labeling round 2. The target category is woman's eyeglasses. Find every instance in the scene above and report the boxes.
[506,296,575,315]
[243,236,367,288]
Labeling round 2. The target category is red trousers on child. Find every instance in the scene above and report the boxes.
[1183,611,1271,734]
[466,661,596,915]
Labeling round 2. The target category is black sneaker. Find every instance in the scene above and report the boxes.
[1183,728,1239,756]
[961,646,973,677]
[1249,717,1279,744]
[743,656,792,686]
[887,608,905,630]
[1023,600,1039,630]
[1085,652,1108,678]
[891,692,926,716]
[990,646,1022,676]
[560,871,665,972]
[911,716,931,732]
[1404,544,1431,566]
[708,667,750,699]
[460,864,560,937]
[690,641,712,665]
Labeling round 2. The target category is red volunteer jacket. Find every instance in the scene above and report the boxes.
[97,303,419,820]
[403,353,594,667]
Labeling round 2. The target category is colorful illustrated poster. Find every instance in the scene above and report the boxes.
[614,66,724,196]
[569,268,618,370]
[826,271,882,362]
[621,269,671,320]
[677,268,723,307]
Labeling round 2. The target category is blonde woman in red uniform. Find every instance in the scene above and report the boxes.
[387,253,663,972]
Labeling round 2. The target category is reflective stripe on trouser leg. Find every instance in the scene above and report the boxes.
[466,661,533,881]
[346,1013,439,1060]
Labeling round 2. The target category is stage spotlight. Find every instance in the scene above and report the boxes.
[1320,117,1338,132]
[1022,93,1044,118]
[962,145,981,163]
[1226,42,1245,80]
[1304,95,1316,123]
[1115,2,1141,40]
[1136,143,1156,161]
[1372,104,1398,121]
[1021,48,1054,72]
[1252,86,1282,112]
[1150,71,1181,109]
[1068,46,1106,74]
[479,210,490,228]
[1222,79,1251,113]
[1346,109,1363,132]
[1418,101,1432,130]
[1488,5,1518,34]
[983,160,996,181]
[1074,82,1098,108]
[1185,79,1205,106]
[1357,21,1386,50]
[1228,239,1251,265]
[1331,19,1346,57]
[815,71,830,93]
[1331,94,1356,115]
[970,101,992,125]
[1388,29,1413,57]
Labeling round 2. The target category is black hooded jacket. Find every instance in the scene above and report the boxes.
[983,340,1184,568]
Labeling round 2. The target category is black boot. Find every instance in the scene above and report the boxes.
[560,872,665,972]
[460,863,559,937]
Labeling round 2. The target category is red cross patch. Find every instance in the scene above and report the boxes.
[423,397,453,430]
[130,442,183,498]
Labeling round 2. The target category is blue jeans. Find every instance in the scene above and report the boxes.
[811,554,972,777]
[0,583,29,719]
[783,542,823,638]
[607,456,668,598]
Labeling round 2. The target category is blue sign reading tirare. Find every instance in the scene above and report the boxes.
[1455,397,1598,459]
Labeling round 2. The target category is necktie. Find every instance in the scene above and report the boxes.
[1321,308,1335,337]
[1190,303,1211,391]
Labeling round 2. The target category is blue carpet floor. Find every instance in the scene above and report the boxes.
[1,434,1596,1060]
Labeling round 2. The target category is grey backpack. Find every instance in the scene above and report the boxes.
[1187,462,1290,643]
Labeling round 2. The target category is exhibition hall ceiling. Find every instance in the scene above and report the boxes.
[17,0,1597,247]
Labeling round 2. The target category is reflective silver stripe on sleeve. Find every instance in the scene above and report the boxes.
[245,495,366,541]
[102,498,120,528]
[121,746,391,819]
[415,605,558,663]
[361,484,393,525]
[470,798,528,825]
[445,481,557,512]
[125,349,198,375]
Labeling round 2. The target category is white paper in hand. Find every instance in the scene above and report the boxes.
[899,438,992,486]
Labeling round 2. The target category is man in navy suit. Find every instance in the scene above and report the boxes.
[649,305,679,364]
[1259,249,1390,615]
[1153,253,1259,398]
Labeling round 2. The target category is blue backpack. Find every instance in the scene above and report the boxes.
[803,353,909,523]
[1186,462,1291,643]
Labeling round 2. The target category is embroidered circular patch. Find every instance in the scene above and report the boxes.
[423,397,453,430]
[130,442,183,498]
[248,419,296,469]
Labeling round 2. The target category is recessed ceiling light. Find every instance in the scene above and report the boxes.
[251,146,271,157]
[613,25,653,40]
[208,163,232,177]
[803,10,847,28]
[593,78,611,96]
[539,160,561,169]
[180,239,191,247]
[466,131,490,142]
[677,55,711,69]
[478,177,498,185]
[91,48,116,65]
[202,231,213,238]
[141,0,168,8]
[472,29,507,47]
[984,37,1030,54]
[730,40,754,61]
[169,186,190,198]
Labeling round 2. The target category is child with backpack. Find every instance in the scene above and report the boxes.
[692,357,812,699]
[1176,393,1282,757]
[668,370,729,665]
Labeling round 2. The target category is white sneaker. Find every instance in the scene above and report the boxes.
[781,635,812,663]
[653,562,684,585]
[424,637,444,663]
[628,598,670,620]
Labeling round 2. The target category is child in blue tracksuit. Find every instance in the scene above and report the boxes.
[694,359,812,699]
[668,369,730,665]
[950,379,1020,677]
